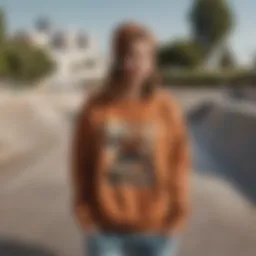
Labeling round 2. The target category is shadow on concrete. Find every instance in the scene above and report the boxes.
[0,239,58,256]
[188,101,256,205]
[187,101,214,123]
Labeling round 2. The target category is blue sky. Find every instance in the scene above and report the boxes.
[1,0,255,65]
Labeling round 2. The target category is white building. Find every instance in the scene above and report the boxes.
[14,18,107,89]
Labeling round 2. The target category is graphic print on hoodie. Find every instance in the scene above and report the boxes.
[104,118,157,187]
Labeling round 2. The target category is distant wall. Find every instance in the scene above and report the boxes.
[228,86,256,102]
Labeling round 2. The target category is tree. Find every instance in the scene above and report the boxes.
[219,47,236,68]
[189,0,234,55]
[0,9,8,76]
[252,54,256,70]
[0,8,6,46]
[158,39,203,68]
[0,49,8,76]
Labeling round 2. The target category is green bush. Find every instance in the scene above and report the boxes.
[0,49,8,76]
[0,8,55,86]
[161,69,256,86]
[158,40,203,68]
[1,41,55,84]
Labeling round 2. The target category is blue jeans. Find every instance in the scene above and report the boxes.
[86,233,178,256]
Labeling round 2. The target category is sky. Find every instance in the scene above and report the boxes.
[0,0,255,65]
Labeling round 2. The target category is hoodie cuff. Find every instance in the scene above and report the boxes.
[164,204,189,234]
[74,204,95,230]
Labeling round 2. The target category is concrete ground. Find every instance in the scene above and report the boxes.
[0,88,255,256]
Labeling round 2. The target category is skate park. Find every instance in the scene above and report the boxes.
[0,87,255,256]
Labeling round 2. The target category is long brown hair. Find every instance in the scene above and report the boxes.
[101,22,161,102]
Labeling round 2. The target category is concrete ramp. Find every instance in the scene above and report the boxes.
[189,99,256,203]
[0,96,64,176]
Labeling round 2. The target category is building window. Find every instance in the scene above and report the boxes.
[70,59,97,73]
[50,32,66,50]
[77,33,88,49]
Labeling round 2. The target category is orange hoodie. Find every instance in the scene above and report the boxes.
[71,89,190,234]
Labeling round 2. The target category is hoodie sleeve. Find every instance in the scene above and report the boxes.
[163,93,191,234]
[71,98,96,230]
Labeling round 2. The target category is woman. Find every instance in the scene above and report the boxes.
[71,22,190,256]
